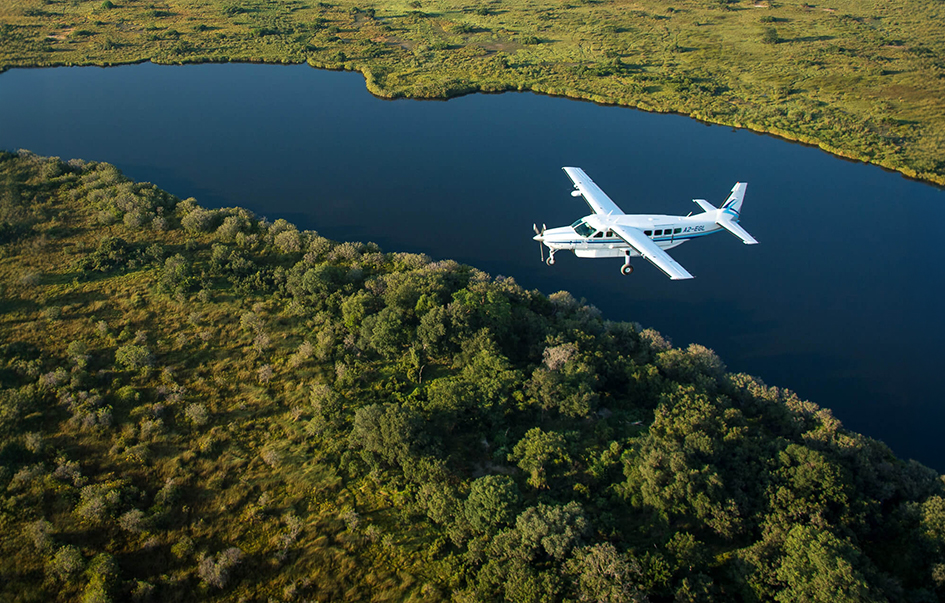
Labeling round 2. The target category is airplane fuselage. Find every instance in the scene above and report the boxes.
[538,167,755,278]
[540,212,721,259]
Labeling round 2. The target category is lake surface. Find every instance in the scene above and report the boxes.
[2,62,943,470]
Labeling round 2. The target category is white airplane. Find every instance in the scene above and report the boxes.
[533,167,758,279]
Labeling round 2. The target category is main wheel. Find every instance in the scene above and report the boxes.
[546,256,555,266]
[621,263,634,275]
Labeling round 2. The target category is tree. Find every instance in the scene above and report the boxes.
[198,547,243,589]
[565,543,648,603]
[115,344,152,370]
[82,553,118,603]
[180,207,218,232]
[509,428,570,489]
[348,403,421,469]
[774,525,879,603]
[158,253,193,293]
[48,545,84,582]
[465,475,520,534]
[515,501,589,561]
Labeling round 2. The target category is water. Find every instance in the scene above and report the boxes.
[2,62,943,470]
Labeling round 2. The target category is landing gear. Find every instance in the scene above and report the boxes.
[621,253,634,275]
[546,254,556,266]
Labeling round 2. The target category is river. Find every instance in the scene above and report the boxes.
[1,62,943,469]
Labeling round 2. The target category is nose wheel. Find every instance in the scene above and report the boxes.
[546,254,556,266]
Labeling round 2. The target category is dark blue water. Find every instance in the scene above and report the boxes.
[2,62,943,470]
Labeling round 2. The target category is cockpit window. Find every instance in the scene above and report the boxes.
[571,219,596,238]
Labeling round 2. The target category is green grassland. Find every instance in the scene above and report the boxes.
[2,150,945,601]
[1,0,945,184]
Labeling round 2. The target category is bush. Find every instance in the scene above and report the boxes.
[198,547,243,588]
[115,345,152,370]
[47,545,84,581]
[761,26,780,44]
[180,207,219,233]
[465,475,520,534]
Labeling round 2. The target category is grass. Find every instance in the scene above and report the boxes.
[0,0,944,185]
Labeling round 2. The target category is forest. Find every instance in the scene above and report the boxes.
[1,149,944,601]
[1,0,944,185]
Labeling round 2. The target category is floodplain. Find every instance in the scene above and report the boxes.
[1,0,945,184]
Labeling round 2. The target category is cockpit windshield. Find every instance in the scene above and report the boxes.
[571,219,596,238]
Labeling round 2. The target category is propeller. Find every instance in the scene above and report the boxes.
[532,223,547,263]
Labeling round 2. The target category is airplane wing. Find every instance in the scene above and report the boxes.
[609,223,695,280]
[562,167,626,216]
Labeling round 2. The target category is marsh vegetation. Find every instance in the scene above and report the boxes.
[1,0,944,184]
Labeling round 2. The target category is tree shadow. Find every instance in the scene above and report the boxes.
[788,35,835,43]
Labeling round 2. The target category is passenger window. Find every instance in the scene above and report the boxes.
[605,230,613,238]
[644,230,652,236]
[654,230,663,236]
[674,228,681,234]
[593,232,603,238]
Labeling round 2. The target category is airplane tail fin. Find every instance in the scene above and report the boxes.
[716,182,757,244]
[720,182,747,216]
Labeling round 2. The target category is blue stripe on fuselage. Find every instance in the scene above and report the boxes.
[554,229,719,246]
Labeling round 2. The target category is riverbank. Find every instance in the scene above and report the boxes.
[2,0,944,185]
[1,149,944,601]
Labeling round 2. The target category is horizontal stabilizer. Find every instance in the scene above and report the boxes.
[717,216,759,245]
[693,199,716,213]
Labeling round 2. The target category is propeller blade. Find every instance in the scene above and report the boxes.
[534,224,545,262]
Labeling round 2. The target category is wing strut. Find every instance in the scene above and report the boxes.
[609,223,694,280]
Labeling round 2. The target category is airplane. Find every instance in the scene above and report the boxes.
[532,167,758,279]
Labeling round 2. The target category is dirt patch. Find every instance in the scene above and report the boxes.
[46,27,75,41]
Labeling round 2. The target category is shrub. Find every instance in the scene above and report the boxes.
[115,345,152,370]
[47,545,84,581]
[274,229,302,253]
[159,254,194,293]
[75,483,122,523]
[171,536,194,560]
[180,207,219,233]
[465,475,520,534]
[185,403,209,426]
[198,547,243,588]
[118,509,145,532]
[25,519,54,552]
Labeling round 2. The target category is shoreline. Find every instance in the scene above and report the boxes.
[3,56,942,188]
